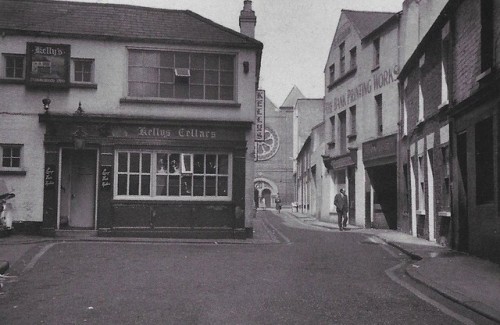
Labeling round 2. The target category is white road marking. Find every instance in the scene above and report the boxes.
[22,243,57,274]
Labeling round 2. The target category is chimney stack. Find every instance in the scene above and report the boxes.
[239,0,256,38]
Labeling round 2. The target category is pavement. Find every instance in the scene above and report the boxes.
[1,210,500,323]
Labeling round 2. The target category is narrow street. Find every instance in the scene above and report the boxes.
[0,210,495,324]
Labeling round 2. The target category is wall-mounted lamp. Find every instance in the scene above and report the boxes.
[42,98,51,113]
[243,61,249,74]
[75,101,84,115]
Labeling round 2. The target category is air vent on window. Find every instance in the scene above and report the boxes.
[175,68,191,78]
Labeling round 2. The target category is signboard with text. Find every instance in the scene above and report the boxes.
[255,90,265,142]
[26,42,71,88]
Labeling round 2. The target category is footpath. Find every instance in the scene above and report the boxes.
[1,210,500,323]
[286,209,500,323]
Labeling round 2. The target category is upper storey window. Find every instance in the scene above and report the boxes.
[4,54,24,79]
[128,50,235,101]
[339,42,346,75]
[373,38,380,69]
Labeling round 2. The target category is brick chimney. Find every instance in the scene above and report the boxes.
[239,0,256,38]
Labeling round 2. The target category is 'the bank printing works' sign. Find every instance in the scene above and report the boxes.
[255,90,265,142]
[26,43,71,88]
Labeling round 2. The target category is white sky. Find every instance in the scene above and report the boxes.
[66,0,404,106]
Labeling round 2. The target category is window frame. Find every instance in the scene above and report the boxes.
[349,47,357,70]
[127,49,236,101]
[373,38,380,69]
[3,54,25,79]
[329,64,335,85]
[375,94,383,135]
[114,150,233,201]
[339,42,346,75]
[1,144,23,170]
[72,58,94,83]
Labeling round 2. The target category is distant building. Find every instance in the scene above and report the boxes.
[0,0,262,238]
[254,95,294,209]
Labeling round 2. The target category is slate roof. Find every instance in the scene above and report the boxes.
[0,0,262,49]
[343,9,398,40]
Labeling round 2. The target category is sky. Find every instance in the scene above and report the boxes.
[67,0,404,106]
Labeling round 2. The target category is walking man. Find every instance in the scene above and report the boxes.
[334,188,348,231]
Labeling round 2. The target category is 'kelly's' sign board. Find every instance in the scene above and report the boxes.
[26,43,71,88]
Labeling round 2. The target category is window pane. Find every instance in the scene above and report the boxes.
[160,84,173,98]
[220,86,233,100]
[128,51,143,66]
[206,155,217,174]
[175,80,189,99]
[128,67,143,81]
[181,176,192,195]
[191,54,204,69]
[143,83,158,97]
[175,53,189,68]
[118,153,128,172]
[143,51,159,67]
[160,52,174,67]
[218,177,228,196]
[118,174,127,195]
[218,155,228,174]
[220,55,233,70]
[156,175,167,196]
[205,71,219,84]
[193,176,204,196]
[130,153,140,172]
[143,68,158,82]
[142,153,151,173]
[206,86,218,100]
[129,175,139,195]
[2,158,10,167]
[206,55,218,69]
[220,71,234,85]
[160,68,173,83]
[190,85,203,99]
[168,175,180,195]
[194,154,204,173]
[206,176,216,196]
[169,154,180,174]
[191,70,203,84]
[157,154,169,173]
[141,176,150,195]
[11,157,20,168]
[128,82,144,97]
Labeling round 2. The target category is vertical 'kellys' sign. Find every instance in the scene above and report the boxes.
[255,89,265,142]
[26,43,71,88]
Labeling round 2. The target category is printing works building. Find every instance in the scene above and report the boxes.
[322,10,400,228]
[0,0,262,238]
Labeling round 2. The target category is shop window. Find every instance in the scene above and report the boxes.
[339,42,345,75]
[1,145,22,168]
[128,50,234,101]
[116,151,231,200]
[475,117,494,204]
[73,59,94,83]
[4,54,24,79]
[373,38,380,69]
[350,47,357,70]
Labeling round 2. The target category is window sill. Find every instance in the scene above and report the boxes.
[416,119,424,127]
[0,78,25,84]
[120,97,241,108]
[475,67,494,83]
[416,210,426,215]
[347,133,357,141]
[70,82,98,89]
[327,141,335,148]
[438,211,451,217]
[438,100,449,111]
[0,169,27,176]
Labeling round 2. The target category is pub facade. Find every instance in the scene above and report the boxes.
[0,0,262,238]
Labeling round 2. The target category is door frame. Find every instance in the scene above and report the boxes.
[56,147,100,230]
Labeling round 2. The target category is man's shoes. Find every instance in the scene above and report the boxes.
[339,227,343,231]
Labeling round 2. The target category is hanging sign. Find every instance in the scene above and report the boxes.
[255,89,265,142]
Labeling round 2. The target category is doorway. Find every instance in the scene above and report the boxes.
[59,149,97,229]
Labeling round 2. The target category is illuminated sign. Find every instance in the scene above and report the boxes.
[255,90,265,142]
